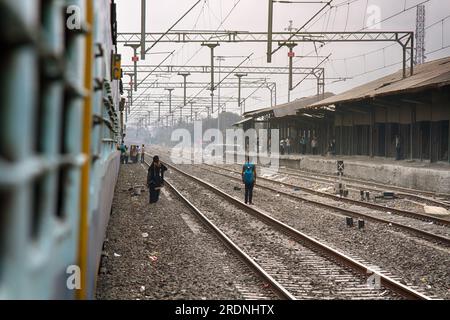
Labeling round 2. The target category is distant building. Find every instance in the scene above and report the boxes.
[311,56,450,163]
[242,56,450,163]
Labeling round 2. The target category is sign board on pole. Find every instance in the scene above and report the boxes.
[337,161,345,172]
[112,54,122,80]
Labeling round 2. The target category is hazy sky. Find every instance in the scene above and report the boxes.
[116,0,450,122]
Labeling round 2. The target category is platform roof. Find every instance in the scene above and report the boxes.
[232,118,253,126]
[243,92,335,119]
[310,56,450,108]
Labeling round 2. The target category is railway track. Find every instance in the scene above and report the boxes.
[145,157,432,300]
[208,163,450,227]
[149,148,450,244]
[143,160,284,300]
[269,165,450,208]
[196,163,450,245]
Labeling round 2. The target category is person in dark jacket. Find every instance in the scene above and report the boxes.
[147,156,168,204]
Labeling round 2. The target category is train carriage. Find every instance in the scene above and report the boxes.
[0,0,122,299]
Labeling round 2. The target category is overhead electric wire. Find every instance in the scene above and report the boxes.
[131,0,243,121]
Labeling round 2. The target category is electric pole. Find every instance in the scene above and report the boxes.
[155,101,163,127]
[235,73,248,115]
[178,72,191,124]
[201,43,220,117]
[165,88,174,127]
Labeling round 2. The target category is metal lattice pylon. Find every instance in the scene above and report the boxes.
[415,4,426,65]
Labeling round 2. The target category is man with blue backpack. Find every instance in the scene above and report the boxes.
[242,157,257,205]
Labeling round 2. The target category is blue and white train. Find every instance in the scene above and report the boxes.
[0,0,123,299]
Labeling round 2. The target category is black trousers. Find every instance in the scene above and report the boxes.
[149,187,161,204]
[245,183,254,204]
[396,147,401,161]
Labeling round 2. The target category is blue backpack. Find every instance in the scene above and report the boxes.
[243,163,255,185]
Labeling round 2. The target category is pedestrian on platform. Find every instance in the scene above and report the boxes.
[280,139,285,155]
[329,138,336,156]
[242,156,257,205]
[141,144,146,163]
[147,156,168,204]
[286,137,291,155]
[311,136,318,155]
[395,135,402,161]
[299,135,307,155]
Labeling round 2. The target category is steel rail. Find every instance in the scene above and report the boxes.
[198,164,450,245]
[205,164,450,227]
[271,166,450,204]
[153,157,432,300]
[142,160,296,300]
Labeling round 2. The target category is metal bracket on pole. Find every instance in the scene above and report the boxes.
[315,69,325,98]
[283,42,298,102]
[267,82,277,107]
[201,43,220,117]
[178,72,191,122]
[190,102,194,123]
[155,101,163,126]
[397,32,414,78]
[124,43,141,91]
[235,73,248,115]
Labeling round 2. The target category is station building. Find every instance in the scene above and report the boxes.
[239,56,450,164]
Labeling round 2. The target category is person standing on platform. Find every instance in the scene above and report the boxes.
[299,135,307,155]
[141,144,146,163]
[329,138,336,156]
[395,135,402,161]
[311,136,318,155]
[242,157,257,205]
[147,156,168,204]
[286,137,291,155]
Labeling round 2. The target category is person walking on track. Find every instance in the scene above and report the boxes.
[147,155,168,204]
[141,144,146,163]
[242,156,257,205]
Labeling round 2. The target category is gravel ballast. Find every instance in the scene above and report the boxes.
[96,164,276,300]
[168,162,449,299]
